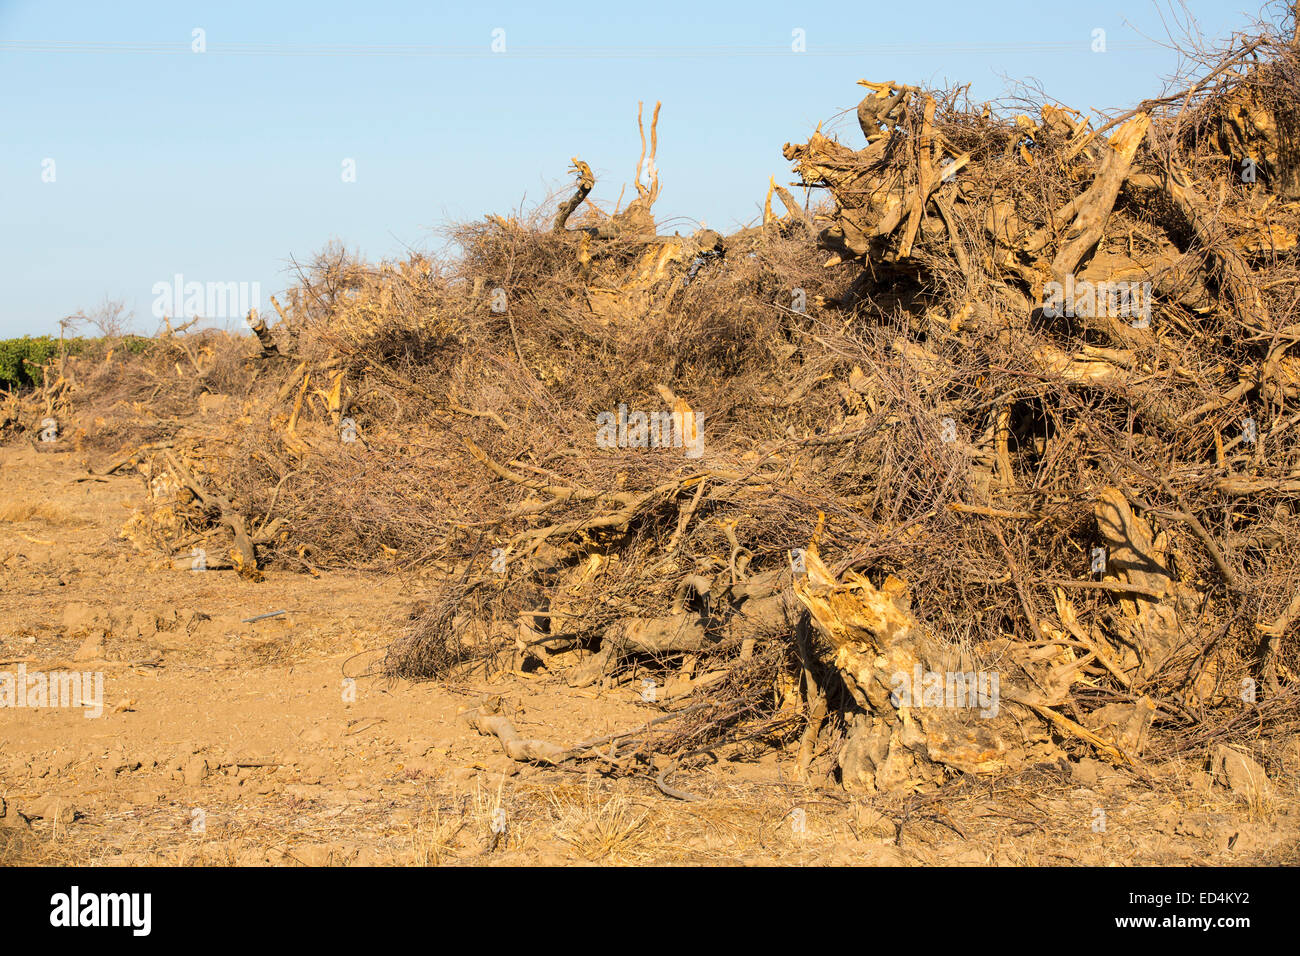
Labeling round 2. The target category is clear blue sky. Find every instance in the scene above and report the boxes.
[0,0,1265,336]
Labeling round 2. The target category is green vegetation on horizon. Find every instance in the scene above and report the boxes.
[0,335,154,391]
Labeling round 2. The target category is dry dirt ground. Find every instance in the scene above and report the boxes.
[1,442,1298,866]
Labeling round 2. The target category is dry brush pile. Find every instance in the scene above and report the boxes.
[32,22,1300,797]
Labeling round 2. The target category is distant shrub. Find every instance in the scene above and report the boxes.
[115,335,154,355]
[0,337,65,390]
[0,335,154,391]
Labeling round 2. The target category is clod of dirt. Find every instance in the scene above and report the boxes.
[1083,699,1157,758]
[1212,745,1272,800]
[73,630,104,661]
[60,602,97,629]
[24,796,79,825]
[0,796,30,831]
[1071,757,1102,788]
[1071,756,1126,790]
[183,757,209,787]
